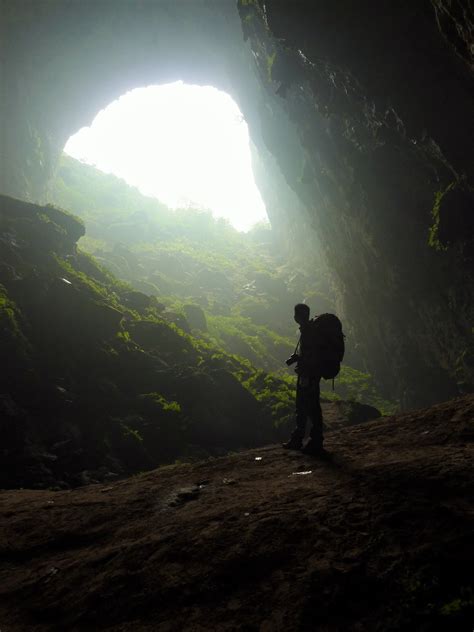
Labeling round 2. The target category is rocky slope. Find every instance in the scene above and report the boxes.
[47,153,392,413]
[0,194,281,489]
[0,394,472,631]
[0,193,380,490]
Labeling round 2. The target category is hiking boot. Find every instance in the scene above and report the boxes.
[301,440,324,456]
[282,437,303,450]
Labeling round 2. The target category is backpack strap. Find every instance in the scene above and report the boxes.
[294,335,301,356]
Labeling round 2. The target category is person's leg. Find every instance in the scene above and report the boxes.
[309,377,323,445]
[303,378,324,453]
[283,377,307,449]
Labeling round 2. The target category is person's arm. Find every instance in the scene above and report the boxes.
[296,340,320,375]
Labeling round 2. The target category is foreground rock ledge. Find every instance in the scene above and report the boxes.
[1,395,473,631]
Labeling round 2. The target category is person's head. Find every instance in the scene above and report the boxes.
[294,303,310,325]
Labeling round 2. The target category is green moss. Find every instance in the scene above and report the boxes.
[45,202,85,229]
[48,153,393,415]
[439,586,474,618]
[326,365,396,414]
[38,212,66,235]
[53,253,130,312]
[428,181,455,251]
[0,284,30,356]
[266,51,276,81]
[116,331,131,342]
[239,369,295,426]
[139,392,181,414]
[120,423,143,443]
[77,248,133,293]
[55,255,109,299]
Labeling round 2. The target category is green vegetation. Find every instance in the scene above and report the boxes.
[335,365,395,415]
[139,392,182,414]
[267,51,276,81]
[0,153,396,489]
[49,153,394,414]
[0,284,30,359]
[428,181,455,251]
[439,586,474,620]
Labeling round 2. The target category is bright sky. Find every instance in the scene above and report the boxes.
[64,82,267,231]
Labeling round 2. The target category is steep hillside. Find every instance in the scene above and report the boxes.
[48,154,334,373]
[0,194,284,488]
[49,154,393,412]
[0,193,380,490]
[0,395,472,631]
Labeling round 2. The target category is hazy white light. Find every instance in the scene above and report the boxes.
[64,82,267,231]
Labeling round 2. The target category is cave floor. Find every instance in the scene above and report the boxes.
[0,395,473,631]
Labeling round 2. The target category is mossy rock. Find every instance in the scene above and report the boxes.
[132,279,161,296]
[162,311,191,334]
[41,278,123,343]
[0,283,32,374]
[148,272,172,293]
[172,367,270,448]
[120,290,152,311]
[183,304,207,331]
[74,250,114,285]
[0,195,85,246]
[152,252,189,281]
[195,267,231,290]
[127,319,194,356]
[44,204,85,243]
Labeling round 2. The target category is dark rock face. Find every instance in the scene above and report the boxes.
[239,0,474,407]
[0,0,473,407]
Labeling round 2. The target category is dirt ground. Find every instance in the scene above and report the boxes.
[0,395,473,631]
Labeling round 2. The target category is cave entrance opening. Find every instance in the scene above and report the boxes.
[64,82,268,232]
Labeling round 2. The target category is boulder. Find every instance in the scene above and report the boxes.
[162,311,191,334]
[120,290,152,311]
[195,267,231,290]
[322,399,382,432]
[0,196,85,246]
[183,304,207,331]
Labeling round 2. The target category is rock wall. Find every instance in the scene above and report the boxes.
[240,0,474,407]
[0,0,473,407]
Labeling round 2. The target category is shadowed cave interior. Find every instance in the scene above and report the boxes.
[0,2,473,628]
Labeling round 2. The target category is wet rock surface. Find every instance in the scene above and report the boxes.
[0,395,472,631]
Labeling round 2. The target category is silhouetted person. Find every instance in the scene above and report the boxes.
[283,303,324,455]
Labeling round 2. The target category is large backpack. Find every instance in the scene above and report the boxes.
[307,313,345,380]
